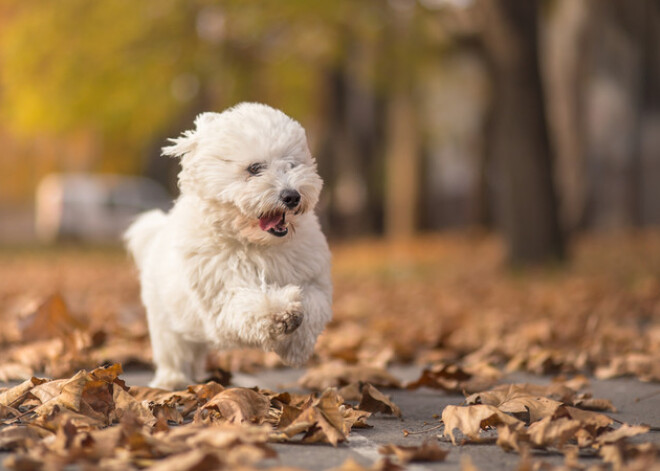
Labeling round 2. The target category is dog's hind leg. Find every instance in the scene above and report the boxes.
[149,329,197,390]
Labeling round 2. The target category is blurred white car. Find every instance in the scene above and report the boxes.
[35,173,172,243]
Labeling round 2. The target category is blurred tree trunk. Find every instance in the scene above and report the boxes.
[384,6,420,240]
[543,0,589,232]
[317,37,382,238]
[480,0,565,264]
[639,1,660,225]
[581,0,646,229]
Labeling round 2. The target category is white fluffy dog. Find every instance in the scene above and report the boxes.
[124,103,332,390]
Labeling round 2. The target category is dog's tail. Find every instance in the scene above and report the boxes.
[124,209,166,270]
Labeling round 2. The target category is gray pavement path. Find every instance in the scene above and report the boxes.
[1,366,659,470]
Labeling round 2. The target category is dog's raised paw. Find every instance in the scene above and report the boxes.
[268,310,303,338]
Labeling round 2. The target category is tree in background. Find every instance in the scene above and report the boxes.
[479,0,565,264]
[1,0,659,253]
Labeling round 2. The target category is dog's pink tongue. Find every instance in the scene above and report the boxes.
[259,214,282,231]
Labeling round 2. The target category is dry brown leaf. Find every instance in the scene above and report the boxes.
[527,416,582,448]
[357,384,401,418]
[465,383,577,406]
[151,403,184,425]
[0,377,48,407]
[460,455,480,471]
[341,405,371,430]
[111,384,157,427]
[187,381,225,404]
[314,389,352,436]
[337,382,362,401]
[328,457,404,471]
[280,404,346,445]
[495,424,529,452]
[146,449,223,471]
[379,441,449,463]
[600,442,660,471]
[0,404,22,422]
[29,378,68,404]
[572,395,616,412]
[198,388,270,425]
[441,404,523,445]
[497,395,562,425]
[129,386,193,404]
[596,353,660,382]
[18,293,86,341]
[0,425,54,450]
[554,405,613,433]
[406,362,501,394]
[33,370,90,416]
[596,424,650,446]
[0,363,34,383]
[278,389,354,446]
[298,361,401,390]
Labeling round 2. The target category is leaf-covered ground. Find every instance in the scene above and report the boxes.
[0,233,659,469]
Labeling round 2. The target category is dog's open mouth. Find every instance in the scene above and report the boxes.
[259,211,288,237]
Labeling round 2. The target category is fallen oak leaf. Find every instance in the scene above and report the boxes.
[187,381,225,404]
[357,384,402,418]
[441,404,524,445]
[338,382,363,401]
[329,456,405,471]
[111,385,157,428]
[197,387,270,425]
[600,441,659,471]
[554,405,613,433]
[406,362,501,394]
[596,424,650,446]
[572,395,616,412]
[277,389,353,446]
[379,441,449,463]
[495,424,529,452]
[0,363,34,383]
[314,388,352,436]
[129,386,194,405]
[33,404,106,430]
[150,402,183,425]
[89,363,128,392]
[137,448,223,471]
[527,416,582,448]
[28,379,69,405]
[18,293,85,342]
[33,370,90,416]
[465,382,576,406]
[0,404,22,423]
[282,406,346,446]
[0,377,48,407]
[497,395,562,425]
[340,405,371,430]
[80,380,114,424]
[0,424,54,450]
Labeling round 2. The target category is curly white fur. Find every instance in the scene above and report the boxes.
[124,103,332,390]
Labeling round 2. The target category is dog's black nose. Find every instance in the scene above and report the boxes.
[280,189,301,209]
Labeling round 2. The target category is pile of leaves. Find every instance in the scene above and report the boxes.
[1,234,659,383]
[437,377,659,470]
[0,234,659,469]
[0,363,417,470]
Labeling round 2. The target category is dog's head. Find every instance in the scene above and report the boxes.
[163,103,323,244]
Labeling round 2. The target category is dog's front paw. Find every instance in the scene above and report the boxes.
[268,309,303,339]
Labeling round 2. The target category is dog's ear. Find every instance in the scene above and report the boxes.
[162,129,197,158]
[162,112,220,158]
[194,112,219,129]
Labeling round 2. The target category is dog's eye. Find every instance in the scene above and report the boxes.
[247,163,265,176]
